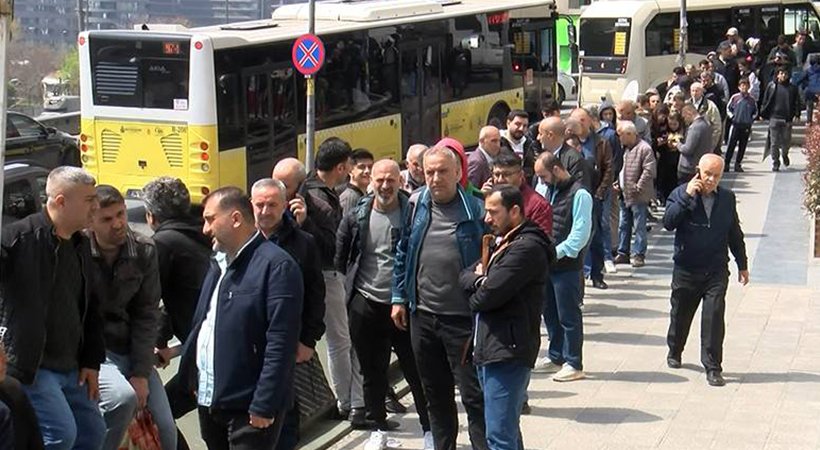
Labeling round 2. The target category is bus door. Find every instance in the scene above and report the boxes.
[399,39,443,151]
[242,63,297,190]
[512,20,557,116]
[733,5,783,56]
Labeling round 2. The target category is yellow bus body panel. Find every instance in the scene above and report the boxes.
[80,118,219,203]
[218,147,248,193]
[298,114,401,162]
[441,88,524,147]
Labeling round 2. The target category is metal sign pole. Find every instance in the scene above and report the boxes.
[0,0,12,232]
[305,0,316,172]
[677,0,687,67]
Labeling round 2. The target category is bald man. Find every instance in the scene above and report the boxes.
[468,126,501,187]
[336,159,431,442]
[663,154,749,387]
[534,117,592,197]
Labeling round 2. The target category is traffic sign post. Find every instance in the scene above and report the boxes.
[292,8,324,171]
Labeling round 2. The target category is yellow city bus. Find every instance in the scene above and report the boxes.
[78,0,560,202]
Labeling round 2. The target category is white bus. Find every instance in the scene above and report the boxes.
[577,0,820,104]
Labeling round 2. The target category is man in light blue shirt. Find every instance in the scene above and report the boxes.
[532,151,592,383]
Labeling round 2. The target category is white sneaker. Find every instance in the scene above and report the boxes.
[604,260,617,274]
[364,431,387,450]
[532,357,562,373]
[552,363,586,382]
[423,431,434,450]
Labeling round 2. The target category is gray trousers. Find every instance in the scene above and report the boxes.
[322,270,364,410]
[768,119,792,166]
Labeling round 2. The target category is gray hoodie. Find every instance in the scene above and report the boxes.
[677,116,712,176]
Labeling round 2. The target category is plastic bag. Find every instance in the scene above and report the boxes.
[120,409,162,450]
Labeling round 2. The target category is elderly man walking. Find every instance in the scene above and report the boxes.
[663,154,749,387]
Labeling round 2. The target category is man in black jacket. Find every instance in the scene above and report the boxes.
[274,139,365,423]
[252,177,327,450]
[761,67,801,171]
[663,154,749,387]
[335,160,431,447]
[179,187,303,448]
[0,166,106,449]
[143,176,211,450]
[460,185,553,450]
[87,186,175,450]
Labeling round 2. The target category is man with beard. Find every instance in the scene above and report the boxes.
[500,110,539,178]
[460,185,553,450]
[337,160,432,450]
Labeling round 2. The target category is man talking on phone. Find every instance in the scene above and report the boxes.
[663,154,749,387]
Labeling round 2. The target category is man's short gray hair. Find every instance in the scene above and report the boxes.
[46,166,96,199]
[251,178,288,202]
[616,120,638,135]
[142,176,192,222]
[424,145,460,168]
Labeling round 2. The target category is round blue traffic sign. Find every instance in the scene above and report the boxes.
[292,34,325,76]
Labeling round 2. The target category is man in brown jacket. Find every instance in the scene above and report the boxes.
[567,110,614,289]
[613,121,657,268]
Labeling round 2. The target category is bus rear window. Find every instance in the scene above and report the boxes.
[579,18,631,57]
[90,37,190,109]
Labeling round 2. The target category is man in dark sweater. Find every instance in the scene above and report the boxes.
[663,154,749,387]
[725,78,758,172]
[761,67,801,171]
[1,166,106,449]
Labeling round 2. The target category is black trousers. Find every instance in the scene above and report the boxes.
[348,291,430,431]
[274,400,300,450]
[725,124,752,167]
[0,377,43,450]
[411,310,488,450]
[198,407,286,450]
[666,267,729,372]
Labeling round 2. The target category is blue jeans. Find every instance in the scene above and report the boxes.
[477,363,530,450]
[601,188,615,261]
[583,197,606,281]
[617,200,648,257]
[543,269,584,370]
[99,352,177,450]
[22,368,106,450]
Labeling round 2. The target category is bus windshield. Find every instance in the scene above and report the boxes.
[579,18,631,57]
[90,36,190,110]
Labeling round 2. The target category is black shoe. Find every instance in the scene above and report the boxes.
[371,419,401,431]
[521,401,532,415]
[385,395,407,414]
[333,407,350,421]
[734,165,744,173]
[724,165,730,172]
[707,370,726,387]
[591,278,608,290]
[783,154,791,167]
[349,407,367,428]
[613,254,630,265]
[773,165,780,172]
[667,357,682,369]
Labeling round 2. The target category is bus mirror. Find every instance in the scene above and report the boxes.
[567,23,577,43]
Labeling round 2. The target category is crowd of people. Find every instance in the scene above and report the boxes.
[0,25,787,450]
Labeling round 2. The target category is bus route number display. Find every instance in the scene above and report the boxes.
[613,32,627,56]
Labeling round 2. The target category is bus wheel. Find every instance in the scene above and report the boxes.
[487,102,510,127]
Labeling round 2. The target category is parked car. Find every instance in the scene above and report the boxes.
[2,162,49,225]
[5,112,80,169]
[557,71,577,106]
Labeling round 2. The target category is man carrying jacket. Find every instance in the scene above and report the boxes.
[87,186,175,450]
[391,145,489,450]
[613,122,657,268]
[336,160,431,450]
[532,152,592,382]
[460,185,553,450]
[179,187,303,447]
[1,166,106,450]
[251,178,327,450]
[664,154,749,387]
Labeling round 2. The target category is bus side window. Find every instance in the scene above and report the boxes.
[645,13,677,57]
[216,73,244,150]
[687,9,733,54]
[784,5,820,41]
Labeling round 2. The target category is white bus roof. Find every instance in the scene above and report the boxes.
[581,0,815,18]
[96,0,555,50]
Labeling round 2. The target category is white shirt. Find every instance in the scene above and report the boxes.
[196,232,259,407]
[501,129,527,156]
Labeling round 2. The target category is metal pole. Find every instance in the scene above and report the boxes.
[305,0,316,172]
[677,0,687,67]
[0,0,12,231]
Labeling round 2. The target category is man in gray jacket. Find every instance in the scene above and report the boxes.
[677,104,713,184]
[87,186,175,450]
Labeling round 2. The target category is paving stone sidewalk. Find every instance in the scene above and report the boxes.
[328,125,820,450]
